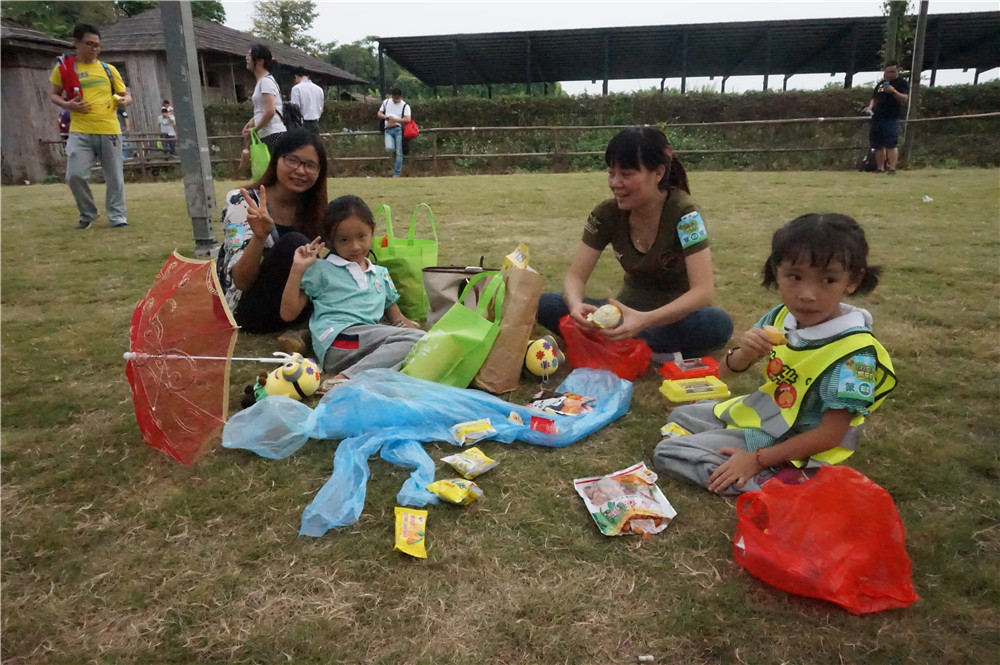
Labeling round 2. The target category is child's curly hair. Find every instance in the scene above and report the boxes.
[762,213,881,295]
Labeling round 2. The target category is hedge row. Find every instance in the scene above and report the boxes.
[203,82,1000,176]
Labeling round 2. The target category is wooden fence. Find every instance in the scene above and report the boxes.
[35,112,1000,180]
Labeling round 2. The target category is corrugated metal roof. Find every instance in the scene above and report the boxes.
[378,12,1000,87]
[98,7,367,86]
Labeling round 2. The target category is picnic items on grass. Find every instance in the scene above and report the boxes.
[372,203,439,320]
[574,462,677,536]
[733,465,919,614]
[222,367,632,536]
[422,263,498,328]
[249,129,269,180]
[558,314,652,381]
[125,252,293,465]
[401,272,505,388]
[471,266,546,393]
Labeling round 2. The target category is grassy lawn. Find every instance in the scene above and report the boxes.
[2,169,998,664]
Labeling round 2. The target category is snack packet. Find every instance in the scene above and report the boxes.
[573,462,677,537]
[450,418,497,446]
[501,243,530,270]
[426,478,483,505]
[659,422,692,438]
[527,389,595,416]
[441,446,498,479]
[394,507,427,558]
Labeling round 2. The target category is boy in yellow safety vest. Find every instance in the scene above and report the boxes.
[652,213,895,496]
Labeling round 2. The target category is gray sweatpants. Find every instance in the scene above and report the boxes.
[322,324,424,378]
[651,401,774,496]
[65,132,127,226]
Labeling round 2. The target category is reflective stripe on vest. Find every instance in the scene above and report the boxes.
[713,307,896,465]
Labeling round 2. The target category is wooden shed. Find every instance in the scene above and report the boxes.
[0,20,73,184]
[98,8,368,135]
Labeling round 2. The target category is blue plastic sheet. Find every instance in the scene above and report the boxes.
[223,368,632,536]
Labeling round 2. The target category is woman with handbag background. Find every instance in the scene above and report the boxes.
[537,126,734,359]
[242,44,286,151]
[216,130,328,345]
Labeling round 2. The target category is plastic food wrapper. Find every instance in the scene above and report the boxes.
[501,243,530,270]
[450,418,497,446]
[526,390,595,417]
[222,368,632,537]
[394,507,427,558]
[659,422,692,438]
[574,462,677,537]
[441,447,498,479]
[426,478,483,505]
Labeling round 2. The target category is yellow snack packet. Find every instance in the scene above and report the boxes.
[659,422,692,438]
[501,243,530,270]
[441,446,499,479]
[426,478,483,505]
[450,418,496,446]
[394,507,427,558]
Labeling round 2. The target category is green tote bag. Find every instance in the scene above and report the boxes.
[372,203,439,321]
[249,129,270,180]
[401,272,505,388]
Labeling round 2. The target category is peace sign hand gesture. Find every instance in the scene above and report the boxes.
[241,185,275,241]
[292,236,325,273]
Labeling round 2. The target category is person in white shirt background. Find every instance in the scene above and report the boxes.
[290,66,325,135]
[376,87,411,177]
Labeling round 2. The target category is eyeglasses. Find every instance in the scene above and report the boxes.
[81,40,101,48]
[281,154,321,175]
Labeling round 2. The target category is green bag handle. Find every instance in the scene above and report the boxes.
[407,202,439,244]
[249,128,263,146]
[458,271,505,322]
[374,204,393,244]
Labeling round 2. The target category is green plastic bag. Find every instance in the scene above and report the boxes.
[249,129,270,180]
[401,272,505,388]
[372,203,438,320]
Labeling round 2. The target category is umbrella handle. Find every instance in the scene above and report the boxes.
[123,352,288,363]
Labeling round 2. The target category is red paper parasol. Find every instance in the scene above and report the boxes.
[125,252,239,465]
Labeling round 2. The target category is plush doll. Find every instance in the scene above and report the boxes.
[240,353,321,408]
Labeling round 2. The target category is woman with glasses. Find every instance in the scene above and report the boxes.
[217,130,328,336]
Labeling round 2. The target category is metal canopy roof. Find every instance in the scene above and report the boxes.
[378,11,1000,89]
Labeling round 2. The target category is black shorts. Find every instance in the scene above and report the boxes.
[869,118,900,149]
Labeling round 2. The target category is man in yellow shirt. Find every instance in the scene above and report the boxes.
[49,24,133,229]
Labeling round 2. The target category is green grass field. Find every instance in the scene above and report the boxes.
[2,169,998,664]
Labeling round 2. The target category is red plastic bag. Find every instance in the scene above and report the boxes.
[558,315,652,381]
[733,466,919,614]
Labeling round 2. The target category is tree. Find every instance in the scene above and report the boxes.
[881,0,914,66]
[1,0,225,39]
[250,0,317,54]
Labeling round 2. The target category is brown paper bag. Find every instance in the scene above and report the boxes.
[471,267,545,394]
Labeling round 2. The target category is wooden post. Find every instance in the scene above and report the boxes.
[432,132,439,176]
[904,0,929,166]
